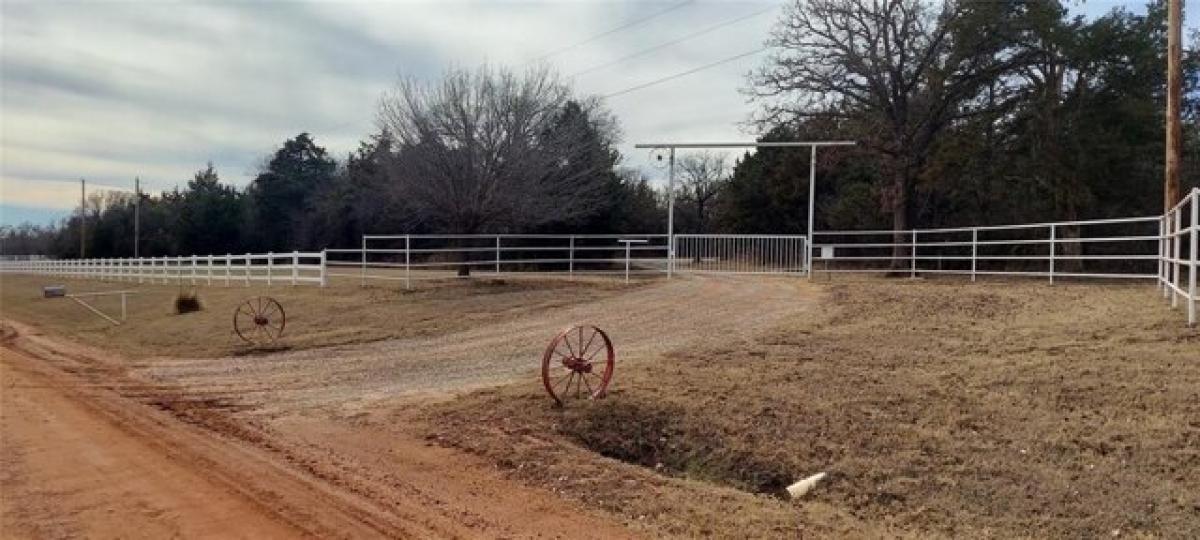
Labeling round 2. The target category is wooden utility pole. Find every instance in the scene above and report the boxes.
[1164,0,1183,212]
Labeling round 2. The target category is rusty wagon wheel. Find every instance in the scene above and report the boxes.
[233,296,285,345]
[541,325,614,407]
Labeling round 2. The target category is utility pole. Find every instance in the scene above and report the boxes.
[666,147,675,277]
[80,179,86,258]
[1164,0,1182,212]
[134,177,140,258]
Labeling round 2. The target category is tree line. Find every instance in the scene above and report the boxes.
[2,0,1196,259]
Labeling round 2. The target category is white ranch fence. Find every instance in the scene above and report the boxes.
[1,188,1195,324]
[811,187,1199,325]
[326,234,671,287]
[0,252,326,287]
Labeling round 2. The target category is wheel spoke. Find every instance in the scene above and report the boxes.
[562,333,577,358]
[581,373,594,396]
[579,327,598,358]
[556,372,575,397]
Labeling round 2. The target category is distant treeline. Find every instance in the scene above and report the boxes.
[2,0,1197,258]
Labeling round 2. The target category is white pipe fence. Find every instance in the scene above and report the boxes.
[326,234,672,289]
[1,188,1195,324]
[1161,187,1200,325]
[811,187,1199,325]
[0,251,327,287]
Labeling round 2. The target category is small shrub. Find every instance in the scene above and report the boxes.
[174,291,203,314]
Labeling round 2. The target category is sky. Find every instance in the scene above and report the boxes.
[1,0,1195,227]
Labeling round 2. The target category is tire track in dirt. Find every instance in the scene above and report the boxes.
[1,322,639,539]
[138,275,819,414]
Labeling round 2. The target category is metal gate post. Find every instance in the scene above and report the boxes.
[495,236,501,274]
[569,235,575,275]
[405,234,411,291]
[267,252,274,287]
[291,251,299,286]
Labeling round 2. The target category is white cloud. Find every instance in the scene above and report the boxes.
[2,0,1191,226]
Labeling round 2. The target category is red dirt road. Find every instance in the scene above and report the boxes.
[0,323,636,539]
[0,346,304,539]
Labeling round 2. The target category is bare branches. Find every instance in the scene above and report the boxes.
[377,65,616,234]
[676,151,730,233]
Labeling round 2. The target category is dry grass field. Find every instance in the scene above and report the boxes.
[2,271,1197,538]
[0,273,636,358]
[428,279,1200,538]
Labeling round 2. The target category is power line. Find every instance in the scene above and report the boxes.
[600,46,768,99]
[528,0,694,64]
[571,5,777,78]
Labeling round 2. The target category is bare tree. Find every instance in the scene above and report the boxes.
[677,151,729,234]
[378,65,613,234]
[750,0,1028,267]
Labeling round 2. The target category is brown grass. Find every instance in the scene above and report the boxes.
[0,274,639,359]
[425,278,1200,538]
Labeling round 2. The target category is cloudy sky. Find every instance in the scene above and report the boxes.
[0,0,1192,227]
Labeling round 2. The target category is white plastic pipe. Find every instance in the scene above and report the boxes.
[786,472,827,499]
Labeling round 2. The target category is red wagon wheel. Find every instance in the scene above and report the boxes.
[233,296,285,345]
[541,325,614,406]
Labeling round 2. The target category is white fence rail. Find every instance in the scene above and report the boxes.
[812,187,1199,325]
[1161,188,1200,325]
[1,188,1195,324]
[0,252,327,287]
[326,234,671,288]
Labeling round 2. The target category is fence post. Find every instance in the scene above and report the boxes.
[495,236,501,274]
[320,249,328,288]
[625,241,632,284]
[1189,192,1197,326]
[405,234,411,290]
[207,255,213,285]
[361,235,367,288]
[910,230,917,278]
[245,253,251,286]
[1049,225,1056,285]
[971,228,978,283]
[1160,216,1168,296]
[267,252,274,287]
[1173,211,1181,309]
[569,235,575,276]
[225,254,231,286]
[291,251,299,286]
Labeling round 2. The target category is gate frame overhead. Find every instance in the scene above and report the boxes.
[633,140,856,277]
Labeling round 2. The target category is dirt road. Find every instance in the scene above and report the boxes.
[139,275,817,414]
[0,324,637,538]
[1,275,819,538]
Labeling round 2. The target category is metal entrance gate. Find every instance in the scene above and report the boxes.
[672,234,808,275]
